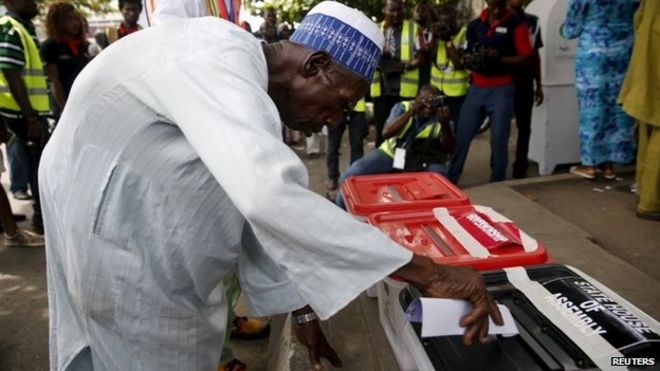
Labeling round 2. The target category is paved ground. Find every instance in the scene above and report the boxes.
[0,125,658,370]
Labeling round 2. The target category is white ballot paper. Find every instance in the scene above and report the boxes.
[405,298,519,338]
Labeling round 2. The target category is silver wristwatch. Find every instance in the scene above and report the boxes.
[292,312,318,325]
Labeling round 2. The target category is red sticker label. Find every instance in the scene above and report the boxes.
[456,213,511,250]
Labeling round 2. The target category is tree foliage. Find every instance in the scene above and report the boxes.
[36,0,116,16]
[245,0,474,25]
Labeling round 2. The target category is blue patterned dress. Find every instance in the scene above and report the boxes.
[561,0,638,166]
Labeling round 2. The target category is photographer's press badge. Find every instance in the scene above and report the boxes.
[393,148,406,169]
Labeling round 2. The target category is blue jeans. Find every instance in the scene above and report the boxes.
[448,84,514,183]
[326,111,367,180]
[335,149,447,209]
[445,95,466,134]
[6,133,30,194]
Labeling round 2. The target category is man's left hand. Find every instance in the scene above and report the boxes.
[436,105,452,122]
[534,86,544,106]
[293,318,342,370]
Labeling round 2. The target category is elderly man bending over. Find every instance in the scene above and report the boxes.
[40,2,501,370]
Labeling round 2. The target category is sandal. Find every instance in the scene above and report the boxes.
[569,165,596,180]
[599,164,616,180]
[218,359,247,371]
[230,317,270,340]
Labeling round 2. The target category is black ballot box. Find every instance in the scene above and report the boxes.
[399,264,660,371]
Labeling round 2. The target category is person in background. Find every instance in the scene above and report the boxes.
[258,21,278,43]
[277,23,291,41]
[371,0,427,147]
[239,20,251,33]
[0,119,43,247]
[41,1,91,114]
[430,5,469,132]
[336,85,455,208]
[508,0,543,178]
[253,5,276,40]
[413,2,435,88]
[447,0,532,184]
[561,0,637,180]
[0,0,51,233]
[617,0,659,221]
[106,0,142,44]
[325,98,367,191]
[88,30,109,58]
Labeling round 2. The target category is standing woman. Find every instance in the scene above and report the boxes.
[41,2,90,114]
[561,0,638,180]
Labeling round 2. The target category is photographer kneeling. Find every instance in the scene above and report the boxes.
[336,85,455,209]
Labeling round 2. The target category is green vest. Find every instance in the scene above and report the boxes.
[431,26,469,97]
[371,20,420,99]
[0,16,50,114]
[379,101,442,158]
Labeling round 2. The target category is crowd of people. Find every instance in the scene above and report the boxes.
[0,0,656,369]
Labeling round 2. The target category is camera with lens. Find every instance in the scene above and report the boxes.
[426,94,447,110]
[463,43,488,70]
[436,23,456,41]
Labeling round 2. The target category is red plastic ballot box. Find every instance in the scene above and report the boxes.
[368,205,549,271]
[340,172,470,219]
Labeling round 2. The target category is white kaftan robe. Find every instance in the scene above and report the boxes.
[39,17,412,370]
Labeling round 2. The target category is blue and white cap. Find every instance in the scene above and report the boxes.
[290,1,384,81]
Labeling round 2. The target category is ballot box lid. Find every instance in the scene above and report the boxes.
[400,264,660,371]
[368,205,549,271]
[341,172,470,217]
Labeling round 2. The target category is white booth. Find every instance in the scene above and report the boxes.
[526,0,580,175]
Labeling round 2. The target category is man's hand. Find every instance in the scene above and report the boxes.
[0,120,11,143]
[421,265,503,346]
[394,256,503,346]
[534,85,544,106]
[436,105,451,123]
[25,114,42,142]
[292,318,342,370]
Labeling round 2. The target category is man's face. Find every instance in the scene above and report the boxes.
[264,9,277,26]
[7,0,38,20]
[384,0,403,27]
[64,11,82,37]
[508,0,523,11]
[278,55,368,136]
[436,13,457,40]
[416,88,438,119]
[121,2,142,26]
[413,4,426,24]
[487,0,508,19]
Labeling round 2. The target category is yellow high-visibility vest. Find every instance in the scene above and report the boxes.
[371,20,420,99]
[379,101,442,158]
[354,98,365,113]
[0,16,50,114]
[431,26,469,97]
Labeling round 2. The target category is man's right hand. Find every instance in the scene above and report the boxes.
[394,256,503,346]
[421,265,503,345]
[25,114,42,142]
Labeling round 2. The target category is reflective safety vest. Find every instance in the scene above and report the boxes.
[0,16,50,114]
[379,101,442,158]
[371,20,419,99]
[354,98,365,113]
[431,26,469,97]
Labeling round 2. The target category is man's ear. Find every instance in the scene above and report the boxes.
[301,51,332,78]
